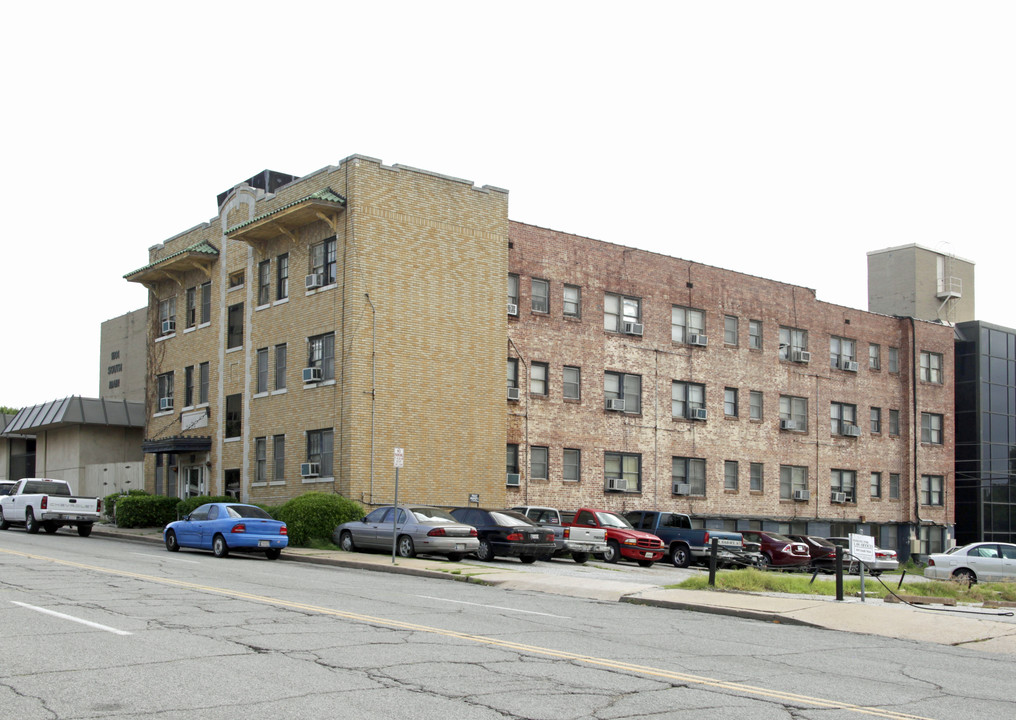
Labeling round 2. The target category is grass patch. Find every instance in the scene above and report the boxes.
[669,568,1016,603]
[301,537,342,551]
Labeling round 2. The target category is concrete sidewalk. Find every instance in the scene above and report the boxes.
[91,524,1016,654]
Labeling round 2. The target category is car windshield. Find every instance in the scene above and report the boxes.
[225,505,273,519]
[410,507,458,523]
[595,512,633,529]
[490,510,533,526]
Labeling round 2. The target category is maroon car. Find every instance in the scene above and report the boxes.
[740,531,811,570]
[788,534,838,573]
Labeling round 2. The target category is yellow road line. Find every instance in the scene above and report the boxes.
[1,548,933,720]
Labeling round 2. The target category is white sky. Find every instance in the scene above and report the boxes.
[2,1,1014,411]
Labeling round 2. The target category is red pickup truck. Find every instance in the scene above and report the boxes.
[568,508,665,567]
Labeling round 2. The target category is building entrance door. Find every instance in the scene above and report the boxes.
[183,467,205,498]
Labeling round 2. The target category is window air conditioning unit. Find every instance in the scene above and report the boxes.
[507,303,518,316]
[302,367,323,383]
[506,473,520,487]
[674,483,691,496]
[689,334,708,347]
[841,424,861,437]
[162,320,176,334]
[780,418,798,431]
[507,387,520,401]
[793,489,810,501]
[690,408,708,421]
[841,360,859,372]
[605,398,626,412]
[606,478,628,492]
[830,491,847,504]
[300,463,320,478]
[305,273,323,290]
[792,350,811,363]
[623,322,644,336]
[159,397,174,411]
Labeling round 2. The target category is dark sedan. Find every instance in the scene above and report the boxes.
[788,534,839,573]
[449,507,556,564]
[740,531,811,570]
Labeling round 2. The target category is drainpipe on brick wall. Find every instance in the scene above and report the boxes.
[508,336,528,505]
[909,317,923,532]
[365,293,376,505]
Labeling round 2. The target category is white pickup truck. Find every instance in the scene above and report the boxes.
[512,505,609,564]
[0,478,102,537]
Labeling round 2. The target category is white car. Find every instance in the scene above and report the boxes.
[924,542,1016,585]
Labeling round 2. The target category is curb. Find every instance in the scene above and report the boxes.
[619,594,819,628]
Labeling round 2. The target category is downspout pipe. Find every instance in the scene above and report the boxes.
[365,293,376,505]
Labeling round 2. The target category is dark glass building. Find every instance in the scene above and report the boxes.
[954,321,1016,544]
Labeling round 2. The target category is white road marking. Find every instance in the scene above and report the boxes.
[415,595,571,619]
[130,552,200,564]
[11,601,132,636]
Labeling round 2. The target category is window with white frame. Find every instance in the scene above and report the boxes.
[921,475,944,505]
[724,388,738,417]
[920,351,943,383]
[507,358,519,391]
[871,407,882,433]
[258,260,271,306]
[307,428,334,477]
[273,435,285,481]
[779,395,808,431]
[779,465,808,500]
[749,390,763,420]
[749,319,762,349]
[830,336,857,369]
[275,344,287,390]
[605,372,641,413]
[750,462,763,492]
[255,437,267,483]
[672,381,705,419]
[508,274,519,308]
[310,237,337,286]
[830,402,857,435]
[604,293,640,332]
[157,372,174,410]
[869,344,881,370]
[532,278,549,313]
[256,348,269,393]
[871,471,882,498]
[200,282,211,324]
[778,326,808,360]
[563,284,581,318]
[531,446,549,480]
[563,448,581,482]
[159,297,177,336]
[831,469,856,503]
[198,362,209,404]
[307,333,335,381]
[917,525,945,554]
[530,362,549,396]
[921,412,943,444]
[604,452,640,492]
[672,457,705,496]
[563,366,580,400]
[724,461,739,491]
[724,315,738,345]
[672,306,705,344]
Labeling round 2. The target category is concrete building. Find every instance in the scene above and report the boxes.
[0,411,30,480]
[867,244,975,325]
[100,307,147,402]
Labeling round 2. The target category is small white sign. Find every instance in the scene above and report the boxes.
[469,493,480,504]
[393,448,404,468]
[849,533,876,563]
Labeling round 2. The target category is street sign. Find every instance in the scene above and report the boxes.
[393,448,404,468]
[849,533,876,563]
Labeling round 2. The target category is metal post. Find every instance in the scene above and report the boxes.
[835,546,844,601]
[391,466,399,563]
[859,559,866,602]
[708,537,718,586]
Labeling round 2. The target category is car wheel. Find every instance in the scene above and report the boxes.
[670,544,691,568]
[265,548,282,560]
[0,507,8,531]
[537,553,554,562]
[637,559,655,568]
[446,553,463,562]
[212,534,229,558]
[603,540,621,564]
[77,524,92,538]
[519,555,537,564]
[397,535,416,558]
[25,508,40,534]
[571,552,589,564]
[476,538,494,561]
[165,529,180,552]
[953,568,976,586]
[44,521,59,534]
[758,553,772,570]
[339,531,356,553]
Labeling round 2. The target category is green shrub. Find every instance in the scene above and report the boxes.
[115,495,180,528]
[275,492,364,546]
[104,489,149,521]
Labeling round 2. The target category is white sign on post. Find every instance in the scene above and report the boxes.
[849,533,876,564]
[394,448,404,468]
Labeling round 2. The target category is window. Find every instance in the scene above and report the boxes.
[831,469,856,503]
[921,475,944,506]
[672,306,705,344]
[227,303,244,348]
[921,413,943,444]
[185,287,197,328]
[200,282,211,325]
[275,344,287,390]
[749,391,763,420]
[870,407,882,434]
[779,465,808,500]
[157,372,174,410]
[255,437,267,483]
[917,525,945,555]
[199,362,209,404]
[530,362,548,396]
[672,381,705,419]
[750,462,763,492]
[508,274,519,307]
[605,372,641,413]
[605,293,641,333]
[563,284,581,318]
[779,395,808,431]
[563,366,581,400]
[749,320,762,350]
[724,316,738,345]
[888,347,899,373]
[507,358,518,391]
[889,473,900,500]
[920,351,943,383]
[724,388,738,417]
[258,259,271,306]
[506,444,519,474]
[778,326,808,360]
[159,297,177,336]
[229,271,244,288]
[532,278,549,313]
[563,448,581,482]
[531,446,549,480]
[273,435,285,481]
[310,237,337,286]
[605,452,640,492]
[869,344,881,370]
[184,365,194,407]
[830,336,857,369]
[307,428,334,477]
[672,457,705,496]
[871,471,882,498]
[277,253,289,300]
[256,348,269,394]
[889,409,900,436]
[307,333,335,381]
[830,402,857,435]
[225,394,242,438]
[724,461,739,491]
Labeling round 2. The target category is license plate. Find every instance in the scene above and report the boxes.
[258,540,269,547]
[645,552,655,558]
[455,543,464,551]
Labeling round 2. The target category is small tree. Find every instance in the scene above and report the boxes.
[0,406,21,415]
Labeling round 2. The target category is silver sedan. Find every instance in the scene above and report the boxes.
[924,542,1016,585]
[334,505,479,561]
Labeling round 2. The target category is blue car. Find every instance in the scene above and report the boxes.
[164,503,288,559]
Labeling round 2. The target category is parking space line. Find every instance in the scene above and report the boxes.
[11,601,132,636]
[414,594,571,618]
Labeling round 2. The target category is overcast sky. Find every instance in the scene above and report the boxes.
[2,1,1013,411]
